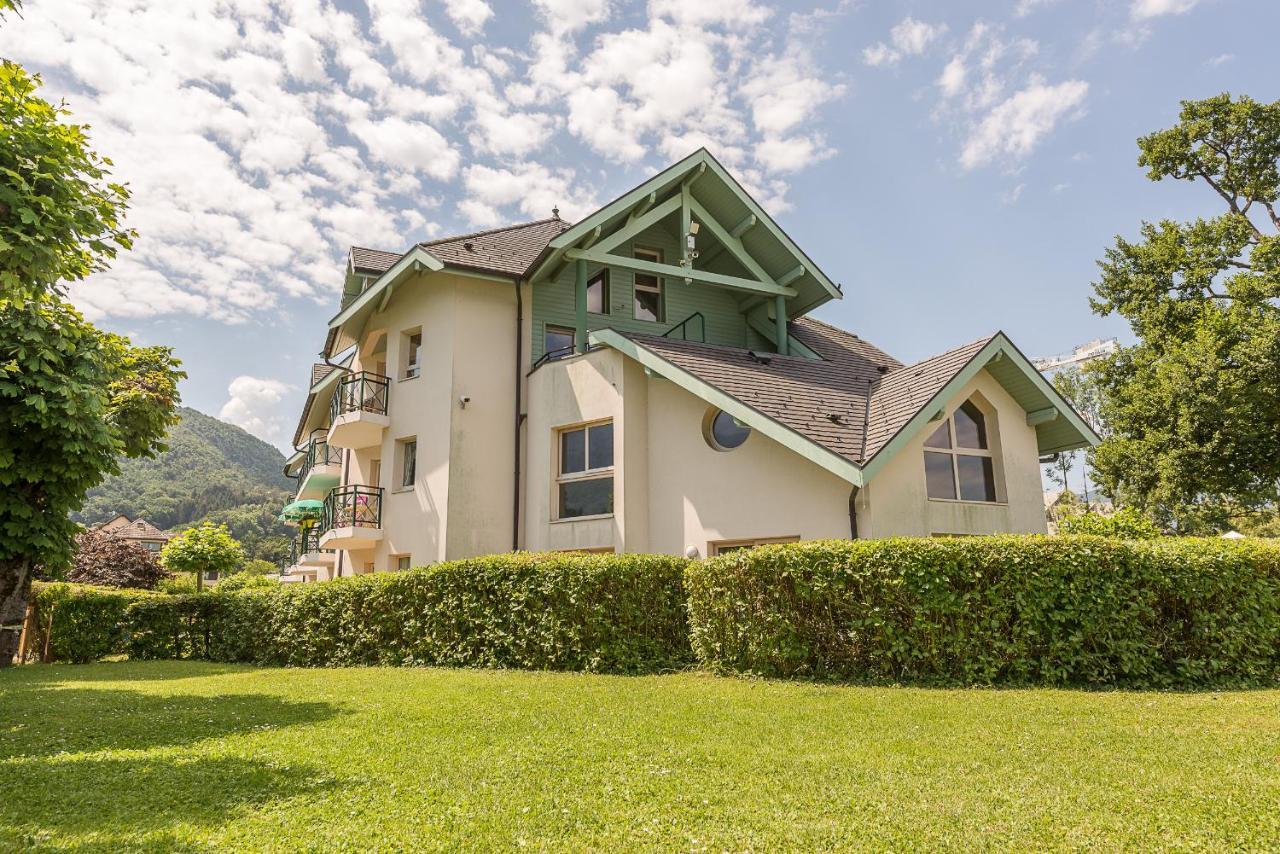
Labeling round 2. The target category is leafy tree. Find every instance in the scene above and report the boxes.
[1058,508,1163,539]
[160,524,245,591]
[1088,93,1280,533]
[68,529,168,589]
[0,45,183,664]
[240,558,278,576]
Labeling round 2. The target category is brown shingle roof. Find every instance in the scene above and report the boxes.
[863,335,994,462]
[420,218,572,276]
[107,518,169,541]
[619,318,996,467]
[344,219,573,282]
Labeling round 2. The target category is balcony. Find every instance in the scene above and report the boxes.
[294,527,335,567]
[318,485,384,551]
[327,371,390,450]
[296,439,342,501]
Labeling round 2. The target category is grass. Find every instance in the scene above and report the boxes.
[1,663,1278,851]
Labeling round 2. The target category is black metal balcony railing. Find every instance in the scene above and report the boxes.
[297,439,341,485]
[329,371,390,423]
[321,485,383,532]
[663,311,706,343]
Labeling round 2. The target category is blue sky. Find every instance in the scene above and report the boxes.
[2,0,1275,450]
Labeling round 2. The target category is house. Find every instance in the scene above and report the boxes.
[280,150,1098,580]
[93,514,171,552]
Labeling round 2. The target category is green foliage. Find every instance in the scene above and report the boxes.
[1059,507,1162,538]
[685,537,1280,688]
[0,59,133,298]
[160,524,245,584]
[28,582,158,663]
[1088,94,1280,531]
[156,572,198,595]
[73,407,294,562]
[238,558,277,576]
[0,294,183,573]
[215,572,276,592]
[58,553,693,673]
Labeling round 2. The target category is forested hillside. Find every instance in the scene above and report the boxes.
[73,407,295,561]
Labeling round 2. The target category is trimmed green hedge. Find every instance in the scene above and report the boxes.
[122,552,692,673]
[29,583,160,663]
[685,537,1280,687]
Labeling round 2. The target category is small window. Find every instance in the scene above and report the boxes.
[710,536,799,556]
[923,398,999,502]
[545,324,575,361]
[397,439,416,489]
[393,555,411,571]
[557,421,614,519]
[633,247,664,322]
[370,458,382,487]
[402,330,422,379]
[705,409,751,451]
[587,269,609,315]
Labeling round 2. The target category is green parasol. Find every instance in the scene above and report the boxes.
[278,499,324,523]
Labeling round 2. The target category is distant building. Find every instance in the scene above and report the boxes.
[1031,338,1119,373]
[94,514,171,552]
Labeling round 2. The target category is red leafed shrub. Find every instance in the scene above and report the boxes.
[69,530,169,589]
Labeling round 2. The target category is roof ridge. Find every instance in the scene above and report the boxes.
[419,217,569,249]
[881,332,998,378]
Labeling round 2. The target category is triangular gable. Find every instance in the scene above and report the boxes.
[530,149,843,317]
[858,332,1099,482]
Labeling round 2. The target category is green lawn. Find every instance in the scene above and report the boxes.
[1,663,1277,851]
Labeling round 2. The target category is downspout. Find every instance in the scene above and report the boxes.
[848,487,860,540]
[512,276,524,552]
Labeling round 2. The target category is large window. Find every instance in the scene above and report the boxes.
[557,421,614,519]
[587,269,609,315]
[923,399,998,502]
[545,324,575,361]
[632,247,664,322]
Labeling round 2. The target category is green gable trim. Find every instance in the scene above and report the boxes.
[858,333,1101,485]
[590,328,866,487]
[329,246,444,331]
[532,149,841,311]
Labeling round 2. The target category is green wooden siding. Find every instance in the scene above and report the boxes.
[531,221,754,362]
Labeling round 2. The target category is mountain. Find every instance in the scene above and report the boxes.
[72,407,295,562]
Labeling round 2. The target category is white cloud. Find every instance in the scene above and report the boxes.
[441,0,493,36]
[1000,183,1026,205]
[532,0,611,33]
[960,77,1089,170]
[1,0,849,325]
[219,375,294,448]
[1205,52,1234,66]
[863,16,946,67]
[1131,0,1201,19]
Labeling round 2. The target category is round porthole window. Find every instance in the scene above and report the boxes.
[705,409,751,451]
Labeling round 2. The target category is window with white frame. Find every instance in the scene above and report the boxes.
[556,421,614,519]
[402,329,422,379]
[632,247,664,322]
[396,438,416,489]
[923,399,999,502]
[393,554,411,571]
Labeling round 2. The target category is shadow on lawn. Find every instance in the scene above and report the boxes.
[0,685,340,849]
[0,685,338,760]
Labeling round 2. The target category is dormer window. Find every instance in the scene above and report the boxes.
[923,399,999,502]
